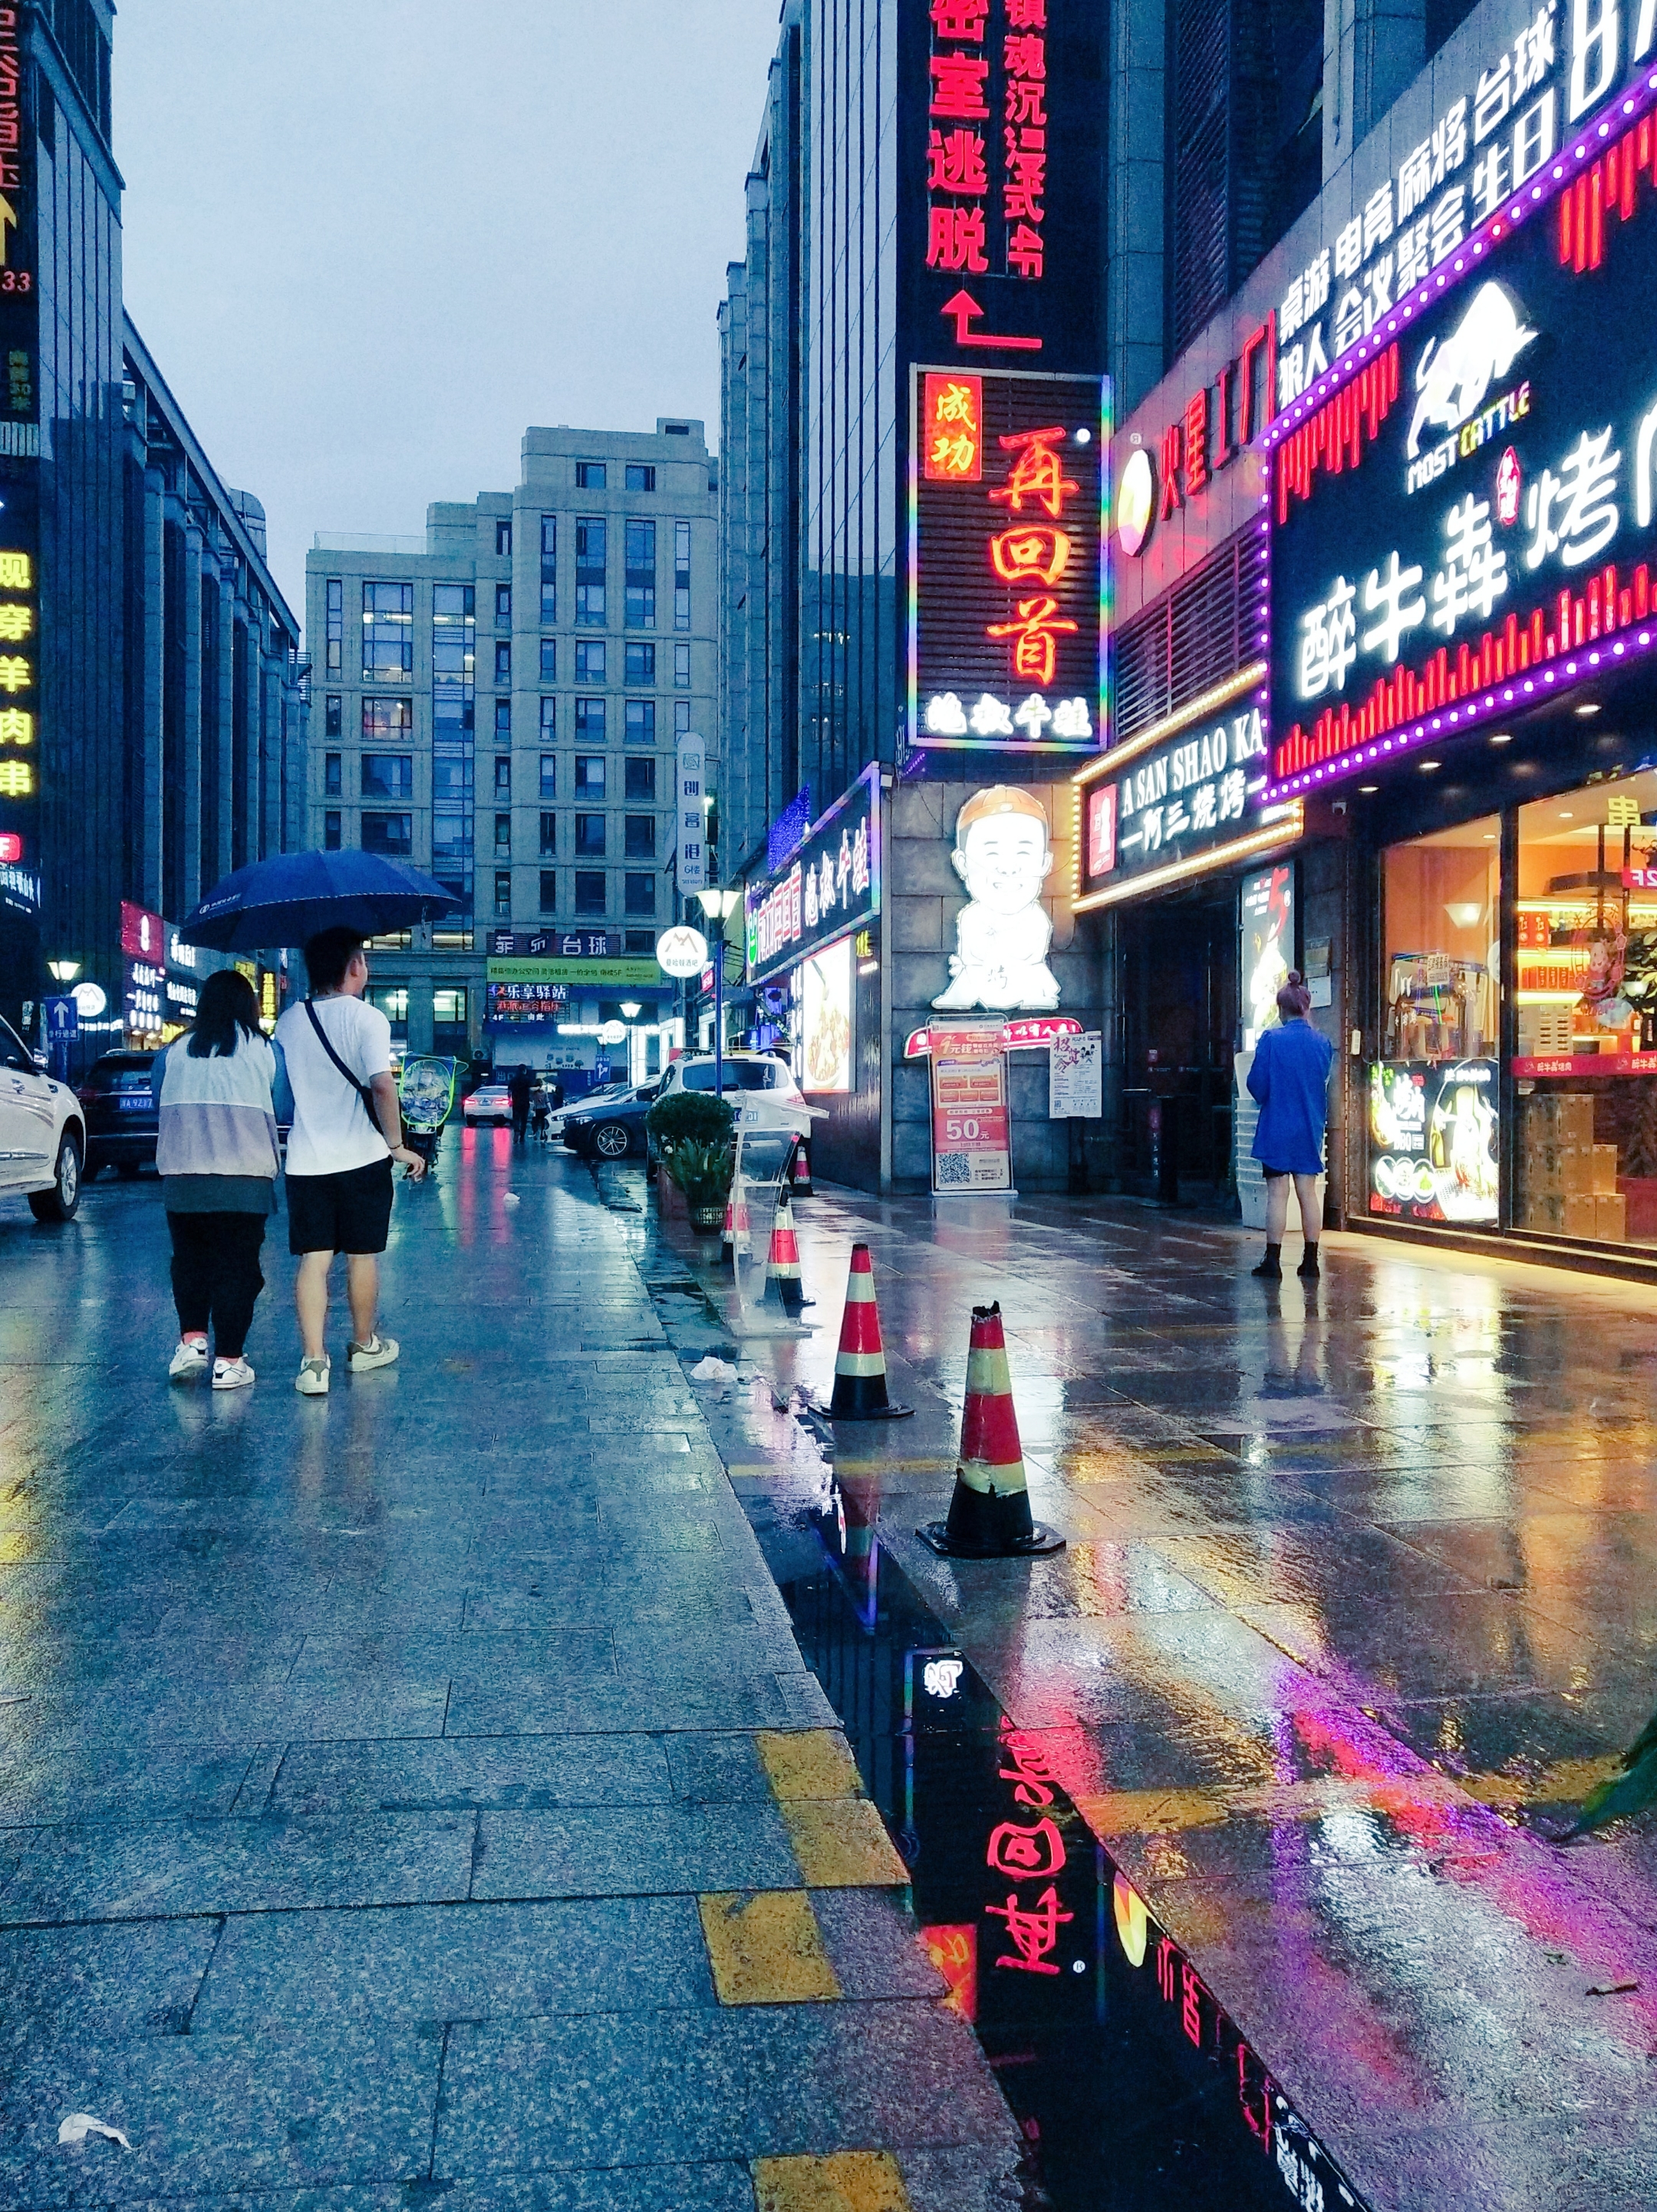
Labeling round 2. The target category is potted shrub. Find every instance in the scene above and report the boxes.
[647,1091,735,1232]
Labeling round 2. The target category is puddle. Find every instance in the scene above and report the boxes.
[747,1480,1375,2212]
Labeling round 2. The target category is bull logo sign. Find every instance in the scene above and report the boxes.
[1406,282,1538,462]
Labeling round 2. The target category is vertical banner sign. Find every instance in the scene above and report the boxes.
[676,733,707,895]
[1240,864,1295,1050]
[911,366,1109,753]
[931,1022,1013,1192]
[0,7,37,934]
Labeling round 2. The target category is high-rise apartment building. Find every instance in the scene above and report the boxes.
[305,420,717,1066]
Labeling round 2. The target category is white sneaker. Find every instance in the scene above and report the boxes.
[295,1354,331,1396]
[212,1356,255,1391]
[348,1334,400,1373]
[169,1337,209,1381]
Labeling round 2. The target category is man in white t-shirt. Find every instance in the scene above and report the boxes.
[273,928,427,1396]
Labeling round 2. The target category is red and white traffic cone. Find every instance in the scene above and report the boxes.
[919,1302,1063,1558]
[766,1188,809,1317]
[825,1242,912,1420]
[720,1186,750,1271]
[791,1139,813,1197]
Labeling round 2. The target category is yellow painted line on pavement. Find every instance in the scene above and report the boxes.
[781,1799,911,1887]
[752,2151,911,2212]
[758,1729,863,1802]
[697,1891,842,2005]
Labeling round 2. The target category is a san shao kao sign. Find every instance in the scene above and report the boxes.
[910,366,1108,753]
[1270,90,1657,797]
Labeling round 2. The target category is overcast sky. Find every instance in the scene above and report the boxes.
[114,2,780,628]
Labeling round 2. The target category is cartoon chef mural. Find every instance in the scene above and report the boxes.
[932,786,1062,1012]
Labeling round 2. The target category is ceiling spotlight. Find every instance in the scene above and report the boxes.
[1559,809,1574,818]
[1358,783,1378,793]
[1073,427,1092,443]
[1576,701,1602,717]
[1489,730,1513,743]
[1419,759,1441,770]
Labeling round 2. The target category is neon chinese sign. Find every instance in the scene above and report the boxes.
[910,364,1109,752]
[1267,81,1657,796]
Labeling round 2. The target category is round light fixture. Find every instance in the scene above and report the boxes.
[1115,447,1155,559]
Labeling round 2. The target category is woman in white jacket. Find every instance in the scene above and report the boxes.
[153,968,282,1390]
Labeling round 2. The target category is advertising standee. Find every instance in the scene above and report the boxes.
[931,1024,1013,1193]
[1369,1058,1501,1223]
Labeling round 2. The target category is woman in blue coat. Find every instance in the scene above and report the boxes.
[1247,971,1335,1280]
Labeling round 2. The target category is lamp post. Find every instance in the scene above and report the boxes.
[696,888,741,1099]
[46,960,81,1081]
[620,1001,641,1085]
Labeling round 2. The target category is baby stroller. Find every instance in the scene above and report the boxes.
[398,1056,459,1172]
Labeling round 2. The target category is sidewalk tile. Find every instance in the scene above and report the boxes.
[473,1803,799,1898]
[699,1890,842,2004]
[778,1801,908,1890]
[266,1735,676,1815]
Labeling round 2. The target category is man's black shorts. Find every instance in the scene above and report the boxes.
[286,1159,395,1256]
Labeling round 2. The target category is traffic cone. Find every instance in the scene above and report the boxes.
[825,1243,912,1420]
[766,1188,809,1317]
[918,1303,1063,1558]
[791,1139,813,1197]
[720,1185,750,1271]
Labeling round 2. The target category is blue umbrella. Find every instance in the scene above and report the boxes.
[177,850,460,951]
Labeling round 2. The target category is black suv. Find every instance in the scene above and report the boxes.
[78,1051,160,1179]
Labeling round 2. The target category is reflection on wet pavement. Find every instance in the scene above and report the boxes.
[686,1187,1657,2212]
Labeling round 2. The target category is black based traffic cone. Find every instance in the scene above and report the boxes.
[919,1302,1063,1558]
[766,1188,808,1317]
[826,1244,912,1419]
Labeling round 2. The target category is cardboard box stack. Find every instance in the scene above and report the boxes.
[1517,1093,1628,1240]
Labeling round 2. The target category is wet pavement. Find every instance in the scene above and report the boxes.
[7,1142,1657,2209]
[0,1139,1018,2210]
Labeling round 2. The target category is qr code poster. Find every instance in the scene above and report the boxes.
[930,1026,1012,1196]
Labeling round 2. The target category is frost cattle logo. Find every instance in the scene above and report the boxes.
[1406,282,1538,460]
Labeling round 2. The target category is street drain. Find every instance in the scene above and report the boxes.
[746,1483,1375,2212]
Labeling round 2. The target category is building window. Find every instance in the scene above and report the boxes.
[361,811,413,856]
[674,520,691,631]
[495,812,512,855]
[575,813,606,855]
[361,754,413,799]
[575,516,606,626]
[494,869,512,917]
[494,697,511,743]
[325,577,342,672]
[575,697,605,745]
[539,869,557,914]
[367,984,409,1037]
[624,815,655,859]
[539,696,556,742]
[624,518,655,628]
[575,640,605,684]
[362,580,413,683]
[626,463,656,492]
[576,461,607,489]
[432,582,476,918]
[324,809,341,850]
[494,641,511,684]
[624,641,655,684]
[540,513,556,624]
[624,872,656,915]
[496,519,512,557]
[539,810,557,856]
[624,757,656,803]
[674,701,691,738]
[495,583,512,626]
[494,757,511,796]
[324,693,342,737]
[674,643,691,688]
[624,700,655,747]
[575,757,605,799]
[624,930,655,954]
[575,870,607,914]
[540,638,557,684]
[539,753,556,799]
[324,752,342,797]
[433,984,467,1031]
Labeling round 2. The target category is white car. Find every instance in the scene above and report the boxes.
[463,1081,513,1126]
[0,1014,85,1219]
[655,1052,805,1103]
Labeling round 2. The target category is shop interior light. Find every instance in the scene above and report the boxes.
[1559,810,1574,818]
[1489,732,1513,744]
[1445,902,1484,927]
[1575,704,1602,717]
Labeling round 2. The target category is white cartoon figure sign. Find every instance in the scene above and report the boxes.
[931,786,1061,1013]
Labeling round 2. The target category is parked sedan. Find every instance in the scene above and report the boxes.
[78,1050,160,1179]
[0,1014,84,1220]
[559,1082,661,1160]
[463,1082,513,1127]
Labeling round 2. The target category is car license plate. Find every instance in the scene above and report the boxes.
[118,1096,150,1110]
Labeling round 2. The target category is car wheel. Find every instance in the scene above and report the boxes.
[593,1122,631,1159]
[28,1130,82,1221]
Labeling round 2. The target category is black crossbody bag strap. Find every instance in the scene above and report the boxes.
[304,999,383,1134]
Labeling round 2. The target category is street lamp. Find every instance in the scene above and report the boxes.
[696,888,741,1099]
[46,959,80,983]
[620,1001,641,1085]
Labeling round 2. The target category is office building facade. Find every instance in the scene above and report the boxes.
[305,420,718,1069]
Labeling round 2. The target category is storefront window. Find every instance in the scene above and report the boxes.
[1514,770,1657,1249]
[1369,817,1501,1228]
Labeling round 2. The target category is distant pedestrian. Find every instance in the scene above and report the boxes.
[1247,971,1334,1281]
[273,927,427,1397]
[509,1063,534,1143]
[154,968,281,1391]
